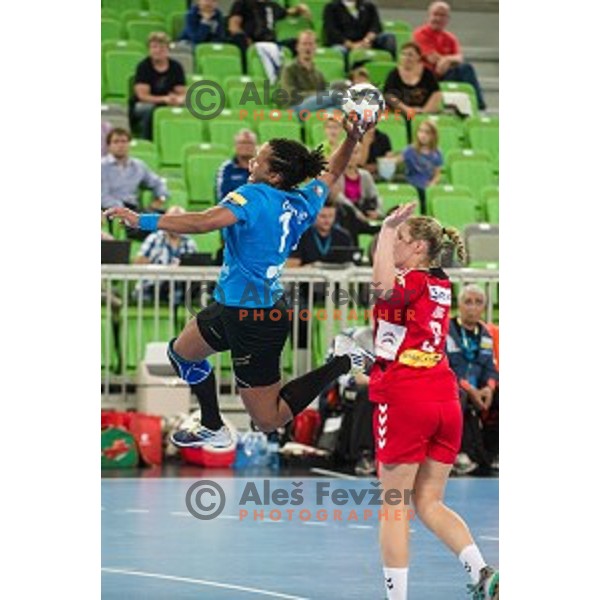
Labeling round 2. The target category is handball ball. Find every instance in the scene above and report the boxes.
[341,83,385,131]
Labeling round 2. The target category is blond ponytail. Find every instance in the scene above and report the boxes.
[442,226,467,265]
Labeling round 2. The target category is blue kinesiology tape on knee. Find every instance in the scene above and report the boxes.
[167,341,212,385]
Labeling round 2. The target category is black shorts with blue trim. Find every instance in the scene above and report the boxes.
[196,299,290,388]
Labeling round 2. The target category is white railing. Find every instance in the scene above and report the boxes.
[101,265,499,404]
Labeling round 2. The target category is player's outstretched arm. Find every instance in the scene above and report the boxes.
[104,206,238,234]
[318,118,374,189]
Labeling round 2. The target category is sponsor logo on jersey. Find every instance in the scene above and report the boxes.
[375,321,407,361]
[398,349,443,368]
[225,191,247,206]
[428,284,451,306]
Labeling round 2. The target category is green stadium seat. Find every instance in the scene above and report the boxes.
[120,10,164,35]
[426,184,473,216]
[275,16,314,40]
[168,12,187,40]
[445,148,492,170]
[101,8,119,20]
[196,53,243,78]
[466,117,499,171]
[153,107,207,166]
[124,306,174,371]
[313,57,346,82]
[348,48,394,67]
[383,20,412,33]
[126,20,168,45]
[376,183,421,214]
[190,229,223,258]
[129,138,159,171]
[185,150,229,203]
[208,118,254,147]
[195,42,242,64]
[227,82,271,112]
[102,18,122,43]
[147,0,188,17]
[448,152,494,203]
[315,47,345,61]
[257,119,303,143]
[103,0,145,16]
[392,31,413,53]
[430,195,478,231]
[439,81,479,117]
[166,188,189,209]
[411,113,464,139]
[365,61,395,87]
[482,186,499,224]
[103,46,145,100]
[376,116,408,152]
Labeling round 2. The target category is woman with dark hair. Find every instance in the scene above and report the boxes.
[383,42,443,118]
[106,120,373,448]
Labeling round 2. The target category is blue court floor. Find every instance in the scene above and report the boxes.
[102,476,499,599]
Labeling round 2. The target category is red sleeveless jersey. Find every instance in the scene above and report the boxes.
[369,267,458,404]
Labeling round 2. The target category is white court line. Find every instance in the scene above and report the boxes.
[479,535,499,541]
[216,515,239,520]
[303,521,327,527]
[261,520,284,524]
[309,468,358,480]
[348,524,373,530]
[123,509,150,514]
[170,511,193,517]
[101,568,310,599]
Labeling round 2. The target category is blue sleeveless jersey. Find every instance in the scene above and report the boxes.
[216,179,329,308]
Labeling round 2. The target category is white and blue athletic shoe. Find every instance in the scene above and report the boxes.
[333,332,375,375]
[170,414,234,449]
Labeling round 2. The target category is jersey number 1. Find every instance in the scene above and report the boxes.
[278,212,292,253]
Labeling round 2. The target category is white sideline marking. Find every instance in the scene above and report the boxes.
[303,521,327,527]
[479,535,499,542]
[101,567,310,599]
[123,509,149,514]
[216,515,239,520]
[348,524,373,530]
[309,468,358,480]
[170,511,193,517]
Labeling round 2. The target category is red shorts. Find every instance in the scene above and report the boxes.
[373,399,462,465]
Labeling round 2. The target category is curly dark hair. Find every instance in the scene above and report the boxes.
[268,139,328,190]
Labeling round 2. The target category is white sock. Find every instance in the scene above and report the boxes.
[383,567,408,600]
[459,544,487,584]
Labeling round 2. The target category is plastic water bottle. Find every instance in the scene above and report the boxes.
[267,432,280,471]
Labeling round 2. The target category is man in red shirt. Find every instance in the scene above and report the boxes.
[413,1,486,110]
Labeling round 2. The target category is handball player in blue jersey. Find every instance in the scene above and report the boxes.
[106,118,372,448]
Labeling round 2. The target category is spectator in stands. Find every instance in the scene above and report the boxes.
[348,65,371,85]
[130,33,186,140]
[134,206,198,302]
[215,129,257,201]
[383,42,442,119]
[322,113,344,157]
[446,285,499,474]
[323,0,396,63]
[280,30,341,116]
[356,125,392,178]
[180,0,226,45]
[101,121,112,157]
[414,1,486,110]
[101,128,168,211]
[395,120,442,213]
[331,143,383,220]
[228,0,311,71]
[287,197,354,267]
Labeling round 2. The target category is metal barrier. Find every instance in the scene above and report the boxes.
[101,265,499,405]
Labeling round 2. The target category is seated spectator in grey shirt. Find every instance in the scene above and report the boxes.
[101,128,168,211]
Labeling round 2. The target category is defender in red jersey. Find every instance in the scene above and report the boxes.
[368,204,499,600]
